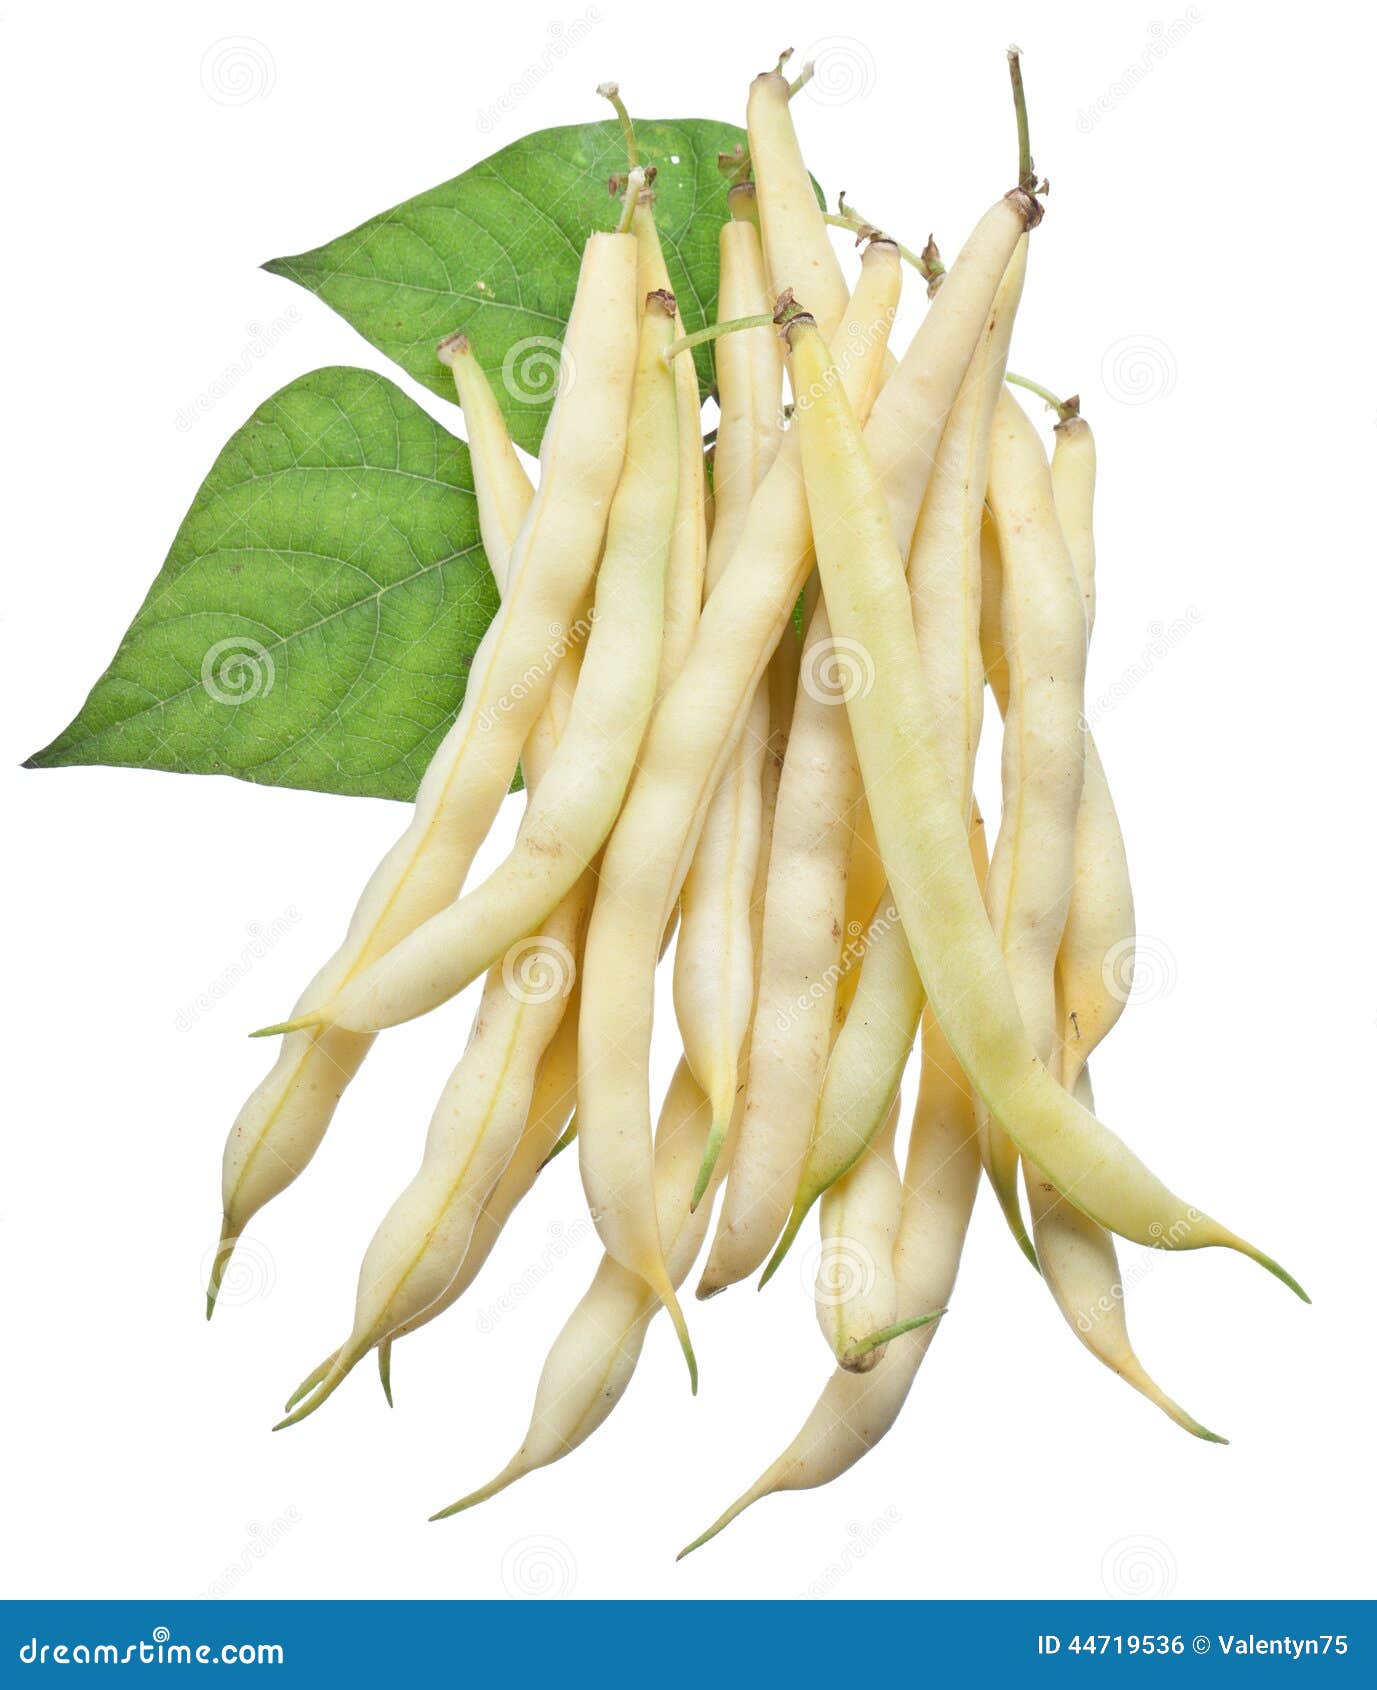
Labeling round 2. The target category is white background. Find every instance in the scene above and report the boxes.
[3,0,1373,1604]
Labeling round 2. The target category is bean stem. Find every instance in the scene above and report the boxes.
[843,1308,946,1362]
[828,196,944,284]
[1008,45,1036,192]
[616,166,646,235]
[597,81,638,168]
[663,311,776,365]
[1006,371,1079,423]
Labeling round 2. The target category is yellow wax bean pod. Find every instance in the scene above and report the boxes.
[601,85,709,694]
[815,1092,905,1372]
[764,244,1027,1281]
[444,333,540,596]
[697,239,901,1287]
[434,667,785,1520]
[747,60,852,331]
[584,174,1039,1335]
[432,1059,715,1519]
[380,974,582,1372]
[275,292,683,1423]
[288,294,680,1035]
[687,75,893,1239]
[780,306,1304,1297]
[1007,400,1222,1440]
[680,1003,980,1559]
[275,870,595,1428]
[285,982,583,1416]
[977,385,1087,1262]
[675,202,783,1165]
[210,228,638,1311]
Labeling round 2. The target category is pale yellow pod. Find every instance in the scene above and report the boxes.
[783,312,1303,1296]
[1050,413,1125,1063]
[295,299,680,1034]
[698,241,901,1291]
[433,662,787,1518]
[1051,410,1097,628]
[815,1093,903,1370]
[581,185,1037,1348]
[433,1060,715,1518]
[747,65,851,332]
[210,231,638,1309]
[1025,409,1221,1441]
[979,508,1011,716]
[702,213,785,572]
[445,334,539,590]
[674,209,782,1147]
[630,194,708,693]
[769,245,1028,1274]
[679,1004,982,1558]
[393,979,581,1344]
[275,292,682,1421]
[978,387,1088,1260]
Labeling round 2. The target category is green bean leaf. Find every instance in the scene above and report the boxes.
[263,117,751,454]
[26,367,499,803]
